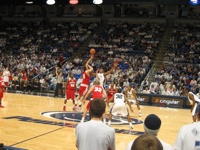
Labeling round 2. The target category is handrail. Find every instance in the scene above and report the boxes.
[32,57,70,79]
[138,63,155,92]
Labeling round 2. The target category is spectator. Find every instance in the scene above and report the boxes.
[126,114,172,150]
[173,103,200,150]
[161,86,170,95]
[40,80,49,93]
[142,86,150,94]
[75,98,115,150]
[123,79,130,87]
[131,134,163,150]
[149,84,155,94]
[190,76,197,87]
[150,78,158,89]
[196,90,200,99]
[141,78,149,90]
[33,79,40,93]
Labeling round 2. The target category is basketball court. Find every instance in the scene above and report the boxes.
[0,93,191,150]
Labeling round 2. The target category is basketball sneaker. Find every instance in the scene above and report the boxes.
[129,125,133,130]
[76,106,81,112]
[0,105,4,108]
[72,106,76,111]
[139,112,142,117]
[107,122,111,127]
[63,105,66,111]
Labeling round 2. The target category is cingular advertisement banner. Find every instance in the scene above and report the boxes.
[151,96,184,108]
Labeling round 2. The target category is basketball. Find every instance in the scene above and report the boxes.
[90,48,96,55]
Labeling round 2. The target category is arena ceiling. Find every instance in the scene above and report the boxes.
[0,0,189,5]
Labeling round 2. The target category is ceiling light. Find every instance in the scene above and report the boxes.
[25,1,33,4]
[46,0,55,5]
[69,0,79,5]
[93,0,103,4]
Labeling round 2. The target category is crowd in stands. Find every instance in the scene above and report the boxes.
[164,23,200,64]
[0,21,99,93]
[0,21,165,94]
[87,22,165,89]
[142,23,200,97]
[1,21,200,99]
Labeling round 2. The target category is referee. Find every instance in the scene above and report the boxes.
[54,67,64,97]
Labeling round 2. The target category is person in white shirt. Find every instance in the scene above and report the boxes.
[185,87,200,122]
[161,86,170,95]
[142,86,150,94]
[141,78,149,89]
[173,103,200,150]
[150,78,158,91]
[76,98,115,150]
[126,114,172,150]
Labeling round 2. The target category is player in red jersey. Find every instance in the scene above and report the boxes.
[74,55,94,111]
[80,78,107,123]
[63,73,76,111]
[0,70,5,108]
[107,82,117,104]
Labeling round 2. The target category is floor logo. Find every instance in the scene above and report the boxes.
[41,111,143,125]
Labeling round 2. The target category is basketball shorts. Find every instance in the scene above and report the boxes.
[78,85,88,96]
[128,99,136,105]
[107,95,114,102]
[192,102,199,116]
[66,89,75,100]
[110,104,128,117]
[0,87,4,99]
[4,82,8,86]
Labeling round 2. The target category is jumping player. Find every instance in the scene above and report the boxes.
[74,55,94,111]
[108,88,133,129]
[3,67,10,92]
[63,73,76,111]
[96,63,118,87]
[80,78,107,123]
[125,85,142,117]
[0,70,5,108]
[185,87,200,122]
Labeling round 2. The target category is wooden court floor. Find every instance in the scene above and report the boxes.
[0,93,192,150]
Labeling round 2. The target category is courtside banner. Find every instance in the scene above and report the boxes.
[137,94,150,105]
[151,96,184,108]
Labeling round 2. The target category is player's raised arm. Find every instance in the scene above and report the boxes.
[85,55,94,69]
[104,63,117,76]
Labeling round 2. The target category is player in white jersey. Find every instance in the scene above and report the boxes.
[173,103,200,150]
[185,87,200,122]
[108,88,134,129]
[95,63,118,87]
[3,67,10,92]
[125,85,142,117]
